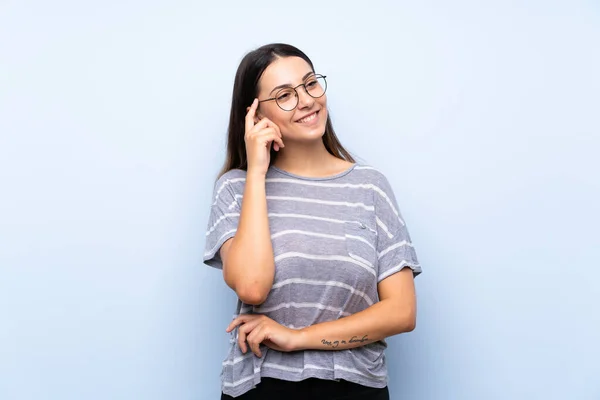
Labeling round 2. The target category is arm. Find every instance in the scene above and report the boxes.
[225,170,421,355]
[219,100,285,306]
[221,172,274,305]
[295,267,416,350]
[227,267,417,356]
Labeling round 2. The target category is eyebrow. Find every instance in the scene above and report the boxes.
[269,71,315,95]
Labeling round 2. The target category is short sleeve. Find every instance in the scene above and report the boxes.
[374,173,422,282]
[203,172,243,270]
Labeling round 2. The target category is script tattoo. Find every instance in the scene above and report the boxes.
[321,335,370,348]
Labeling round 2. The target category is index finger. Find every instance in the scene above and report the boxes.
[226,316,245,332]
[245,99,259,132]
[226,314,255,332]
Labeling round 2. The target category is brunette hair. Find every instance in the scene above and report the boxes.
[218,43,354,177]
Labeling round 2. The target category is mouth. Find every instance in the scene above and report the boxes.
[295,110,320,124]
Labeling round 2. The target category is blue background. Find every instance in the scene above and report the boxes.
[1,1,599,399]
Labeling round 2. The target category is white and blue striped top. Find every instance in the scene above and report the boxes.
[203,163,422,398]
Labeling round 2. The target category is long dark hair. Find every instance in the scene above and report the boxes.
[218,43,355,177]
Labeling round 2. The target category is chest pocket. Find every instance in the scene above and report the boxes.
[343,221,378,274]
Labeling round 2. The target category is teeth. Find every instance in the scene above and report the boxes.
[299,112,317,123]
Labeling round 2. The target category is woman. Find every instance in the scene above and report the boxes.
[203,43,422,399]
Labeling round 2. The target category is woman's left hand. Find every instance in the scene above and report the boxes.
[226,314,302,357]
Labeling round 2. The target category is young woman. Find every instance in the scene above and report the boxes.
[203,43,422,400]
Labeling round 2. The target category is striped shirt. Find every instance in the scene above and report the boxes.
[203,163,421,398]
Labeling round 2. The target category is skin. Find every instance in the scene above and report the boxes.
[222,56,351,304]
[221,56,418,357]
[253,56,354,177]
[219,101,280,305]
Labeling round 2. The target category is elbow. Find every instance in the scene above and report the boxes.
[223,260,274,305]
[403,315,417,333]
[394,308,417,334]
[236,285,270,306]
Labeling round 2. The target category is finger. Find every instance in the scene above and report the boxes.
[259,128,284,146]
[260,118,282,137]
[248,129,285,150]
[239,315,264,332]
[235,318,263,352]
[226,314,253,332]
[246,326,264,357]
[248,126,276,139]
[267,133,285,150]
[226,317,241,333]
[248,118,281,139]
[248,118,271,135]
[237,324,248,353]
[245,99,258,132]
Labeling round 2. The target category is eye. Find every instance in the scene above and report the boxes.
[277,92,291,101]
[306,80,318,88]
[276,90,295,101]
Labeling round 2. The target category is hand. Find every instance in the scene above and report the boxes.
[245,99,284,176]
[226,314,301,357]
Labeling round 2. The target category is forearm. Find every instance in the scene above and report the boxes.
[225,173,274,303]
[295,298,415,351]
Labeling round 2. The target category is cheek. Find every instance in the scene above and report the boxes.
[317,95,328,109]
[320,107,328,122]
[261,109,289,127]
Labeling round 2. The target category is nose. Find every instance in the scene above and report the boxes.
[296,85,314,109]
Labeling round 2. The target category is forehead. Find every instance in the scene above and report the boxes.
[258,56,313,92]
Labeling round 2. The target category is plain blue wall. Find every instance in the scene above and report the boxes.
[1,1,599,399]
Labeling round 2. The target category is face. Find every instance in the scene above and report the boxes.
[255,56,328,143]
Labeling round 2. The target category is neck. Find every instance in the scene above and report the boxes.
[272,139,350,177]
[273,140,332,173]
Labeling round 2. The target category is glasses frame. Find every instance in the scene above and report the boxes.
[258,74,328,111]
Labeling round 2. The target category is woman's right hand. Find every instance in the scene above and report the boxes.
[245,98,284,176]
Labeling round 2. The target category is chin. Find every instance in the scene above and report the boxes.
[287,125,326,142]
[288,110,328,141]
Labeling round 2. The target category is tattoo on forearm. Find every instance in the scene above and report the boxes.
[320,335,370,348]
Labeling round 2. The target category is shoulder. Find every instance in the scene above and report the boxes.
[212,169,247,195]
[351,164,392,189]
[216,168,247,183]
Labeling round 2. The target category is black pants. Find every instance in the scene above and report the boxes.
[221,377,389,400]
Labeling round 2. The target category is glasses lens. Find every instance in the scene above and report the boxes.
[275,89,298,111]
[306,76,327,98]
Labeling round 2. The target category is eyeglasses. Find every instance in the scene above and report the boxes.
[258,74,327,111]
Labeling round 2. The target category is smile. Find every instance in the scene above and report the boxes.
[296,111,319,123]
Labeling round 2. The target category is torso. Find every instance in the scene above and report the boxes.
[215,163,391,397]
